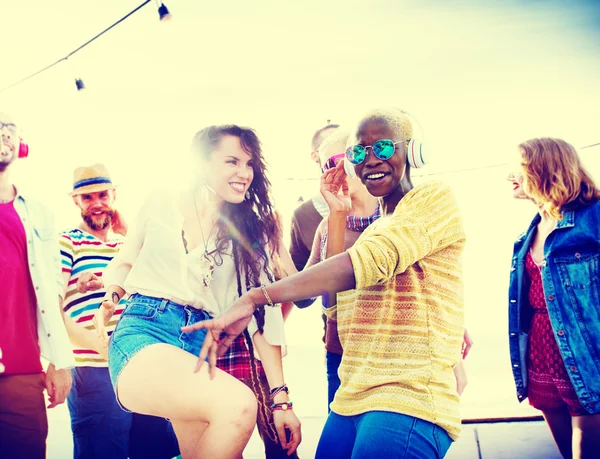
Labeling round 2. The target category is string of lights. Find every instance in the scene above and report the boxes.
[0,1,171,95]
[285,142,599,181]
[581,142,600,149]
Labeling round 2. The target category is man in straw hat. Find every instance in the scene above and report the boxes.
[58,163,179,459]
[0,111,75,459]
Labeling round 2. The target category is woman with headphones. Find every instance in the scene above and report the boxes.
[185,108,466,458]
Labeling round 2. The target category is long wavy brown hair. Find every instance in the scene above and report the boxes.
[191,125,282,331]
[519,137,600,219]
[191,125,283,443]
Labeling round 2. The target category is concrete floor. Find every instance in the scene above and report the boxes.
[47,407,561,458]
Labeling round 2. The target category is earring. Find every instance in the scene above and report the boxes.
[245,190,251,200]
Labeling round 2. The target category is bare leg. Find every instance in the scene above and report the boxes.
[117,343,257,459]
[572,414,600,459]
[171,420,208,459]
[542,407,573,459]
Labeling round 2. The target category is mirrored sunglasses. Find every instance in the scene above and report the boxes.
[0,122,18,136]
[345,139,404,165]
[322,153,345,172]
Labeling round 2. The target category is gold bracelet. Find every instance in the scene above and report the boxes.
[260,284,274,307]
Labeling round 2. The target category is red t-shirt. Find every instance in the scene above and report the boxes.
[0,201,43,374]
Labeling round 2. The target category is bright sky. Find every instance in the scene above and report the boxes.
[1,0,599,419]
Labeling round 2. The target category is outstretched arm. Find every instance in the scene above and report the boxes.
[181,252,357,379]
[259,253,356,306]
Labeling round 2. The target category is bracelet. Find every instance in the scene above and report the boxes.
[271,401,293,411]
[269,384,289,399]
[260,284,274,307]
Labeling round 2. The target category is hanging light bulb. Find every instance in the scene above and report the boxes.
[75,78,86,91]
[156,1,172,21]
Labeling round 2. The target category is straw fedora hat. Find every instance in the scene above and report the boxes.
[70,163,116,196]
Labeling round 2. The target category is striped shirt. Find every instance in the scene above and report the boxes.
[59,229,125,367]
[335,181,466,440]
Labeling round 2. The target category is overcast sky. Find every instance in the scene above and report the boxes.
[0,0,597,238]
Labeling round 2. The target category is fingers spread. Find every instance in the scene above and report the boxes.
[181,320,214,333]
[209,338,219,380]
[216,335,236,357]
[195,332,213,373]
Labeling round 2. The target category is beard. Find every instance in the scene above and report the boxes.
[82,209,115,231]
[0,150,15,172]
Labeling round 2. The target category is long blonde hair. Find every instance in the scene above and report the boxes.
[519,138,600,219]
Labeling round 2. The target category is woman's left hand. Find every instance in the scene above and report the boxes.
[273,409,302,456]
[181,292,257,378]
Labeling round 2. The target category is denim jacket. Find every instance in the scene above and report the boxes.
[508,201,600,414]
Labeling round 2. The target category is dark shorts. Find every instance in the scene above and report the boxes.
[0,373,48,459]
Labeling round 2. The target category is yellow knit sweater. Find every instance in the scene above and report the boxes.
[332,180,466,440]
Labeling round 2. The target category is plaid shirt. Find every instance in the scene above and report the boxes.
[217,333,266,381]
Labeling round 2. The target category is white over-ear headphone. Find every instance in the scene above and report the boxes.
[395,108,426,169]
[343,108,427,178]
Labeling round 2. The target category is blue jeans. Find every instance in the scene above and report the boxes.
[315,411,453,459]
[326,351,342,412]
[67,366,180,459]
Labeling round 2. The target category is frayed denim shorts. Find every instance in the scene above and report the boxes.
[108,293,211,410]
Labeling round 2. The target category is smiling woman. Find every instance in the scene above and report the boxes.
[184,108,467,459]
[94,124,302,458]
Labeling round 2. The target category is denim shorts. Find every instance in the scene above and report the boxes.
[108,294,211,410]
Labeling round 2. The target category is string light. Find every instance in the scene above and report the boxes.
[0,1,153,94]
[581,142,600,149]
[156,0,172,21]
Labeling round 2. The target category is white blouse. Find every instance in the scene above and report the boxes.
[103,188,286,353]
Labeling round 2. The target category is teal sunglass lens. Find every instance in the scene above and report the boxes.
[373,139,395,160]
[346,145,366,165]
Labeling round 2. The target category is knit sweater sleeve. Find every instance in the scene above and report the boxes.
[347,181,463,289]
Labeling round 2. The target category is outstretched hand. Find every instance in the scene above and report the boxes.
[320,160,351,215]
[77,272,103,294]
[92,300,116,349]
[181,292,257,379]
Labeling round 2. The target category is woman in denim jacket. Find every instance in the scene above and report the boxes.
[508,137,600,458]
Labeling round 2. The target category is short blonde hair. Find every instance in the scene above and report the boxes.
[520,138,600,219]
[349,108,414,146]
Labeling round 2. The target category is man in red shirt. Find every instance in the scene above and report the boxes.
[0,111,74,459]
